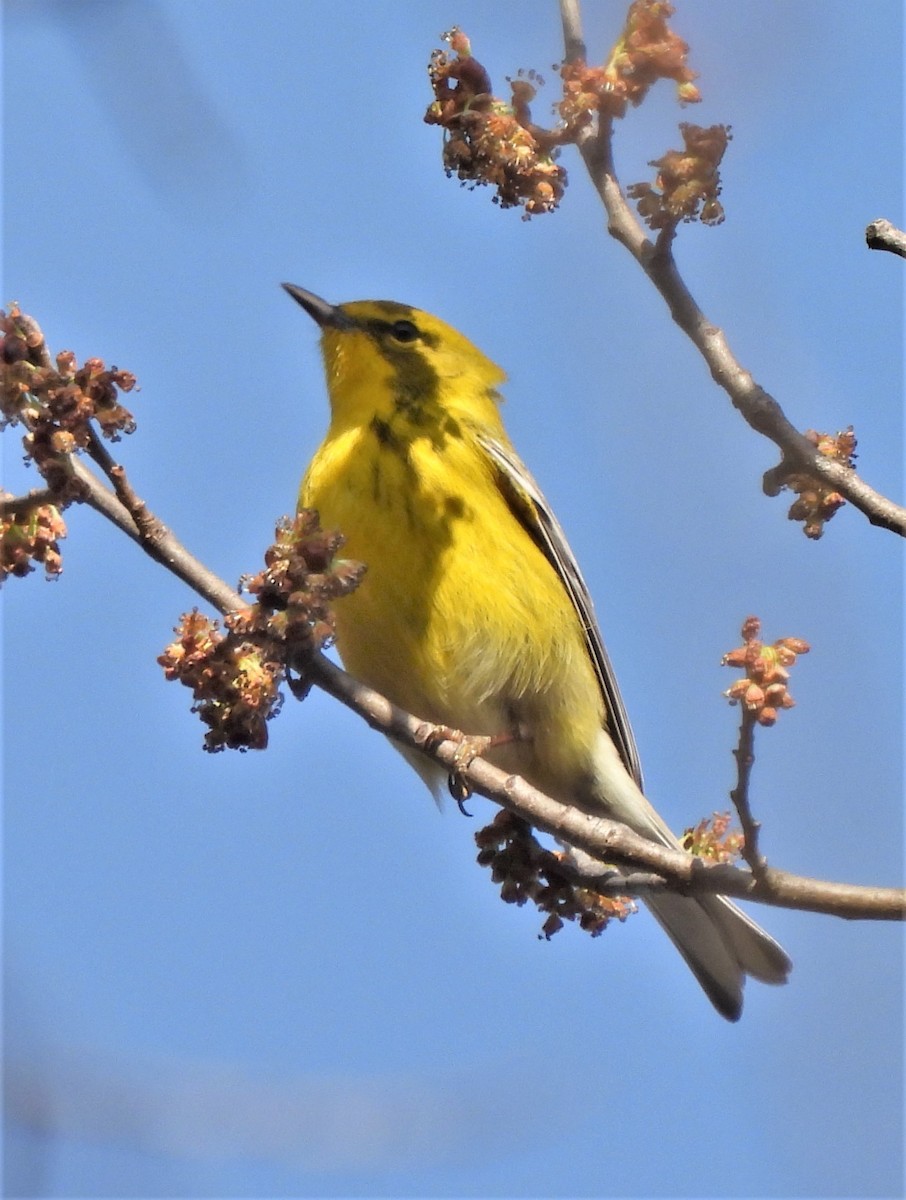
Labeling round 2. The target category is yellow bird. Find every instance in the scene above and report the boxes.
[284,283,791,1020]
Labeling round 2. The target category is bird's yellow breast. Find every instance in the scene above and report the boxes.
[301,408,605,797]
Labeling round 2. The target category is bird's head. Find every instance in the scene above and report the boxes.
[283,284,506,429]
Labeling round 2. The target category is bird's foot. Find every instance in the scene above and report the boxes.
[420,725,526,816]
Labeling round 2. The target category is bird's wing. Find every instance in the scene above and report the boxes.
[477,432,644,790]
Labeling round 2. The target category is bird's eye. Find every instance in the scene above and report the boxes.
[389,320,420,344]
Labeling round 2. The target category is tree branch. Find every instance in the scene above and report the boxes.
[559,3,905,537]
[306,653,905,921]
[71,454,244,615]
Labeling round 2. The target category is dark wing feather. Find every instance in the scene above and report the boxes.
[478,432,644,790]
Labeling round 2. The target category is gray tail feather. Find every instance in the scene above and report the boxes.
[645,891,792,1022]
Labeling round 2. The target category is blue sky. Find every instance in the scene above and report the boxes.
[3,2,903,1197]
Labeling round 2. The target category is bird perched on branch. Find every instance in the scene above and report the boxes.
[284,282,791,1020]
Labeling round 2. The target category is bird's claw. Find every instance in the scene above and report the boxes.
[420,724,526,818]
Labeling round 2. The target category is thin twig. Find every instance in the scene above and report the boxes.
[1,486,58,517]
[559,0,586,63]
[730,710,765,876]
[84,427,160,540]
[866,218,906,258]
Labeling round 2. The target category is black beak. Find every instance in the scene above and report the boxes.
[281,283,353,329]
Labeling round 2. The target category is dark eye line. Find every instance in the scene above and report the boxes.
[387,319,420,344]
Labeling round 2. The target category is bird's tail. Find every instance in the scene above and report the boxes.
[588,729,791,1020]
[644,890,791,1021]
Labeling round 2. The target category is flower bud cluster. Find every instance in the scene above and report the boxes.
[682,812,744,864]
[425,2,705,221]
[1,496,66,582]
[785,428,857,539]
[722,615,810,726]
[159,511,365,750]
[425,29,566,218]
[559,0,700,126]
[159,609,282,752]
[627,122,731,228]
[475,809,636,938]
[1,306,137,499]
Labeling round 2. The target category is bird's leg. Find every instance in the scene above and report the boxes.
[418,722,530,816]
